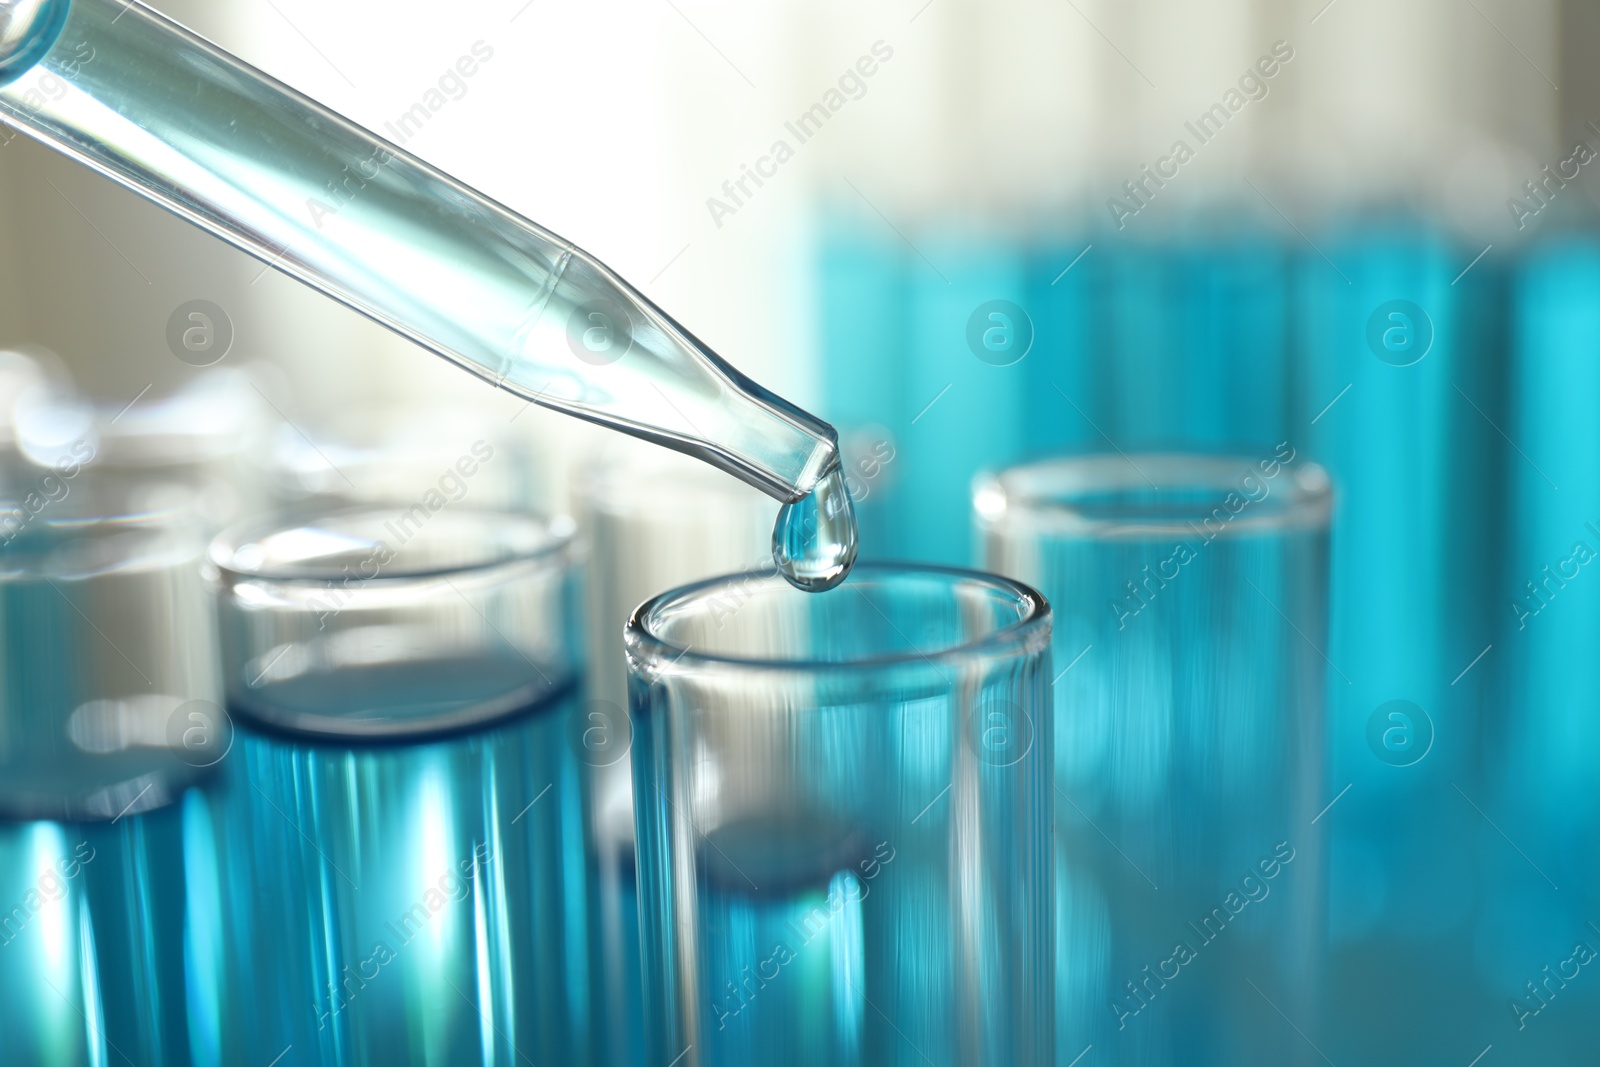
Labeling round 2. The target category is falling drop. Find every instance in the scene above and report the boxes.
[772,462,858,592]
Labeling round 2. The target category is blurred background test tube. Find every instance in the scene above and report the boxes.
[976,453,1330,1067]
[1289,223,1510,1064]
[626,564,1055,1067]
[1468,239,1600,1063]
[195,507,621,1066]
[0,489,225,1065]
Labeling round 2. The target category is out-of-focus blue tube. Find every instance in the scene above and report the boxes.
[816,227,907,555]
[817,225,1034,564]
[1471,239,1600,1062]
[899,234,1029,564]
[815,223,1298,564]
[1294,223,1508,1065]
[977,452,1331,1067]
[1023,236,1098,459]
[1173,232,1290,448]
[1097,230,1290,451]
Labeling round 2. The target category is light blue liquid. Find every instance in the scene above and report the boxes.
[693,816,870,1067]
[192,654,636,1067]
[635,728,1052,1066]
[0,800,197,1066]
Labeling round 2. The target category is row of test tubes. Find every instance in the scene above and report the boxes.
[0,399,1329,1067]
[2,226,1597,1067]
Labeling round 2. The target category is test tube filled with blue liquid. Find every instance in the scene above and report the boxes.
[978,453,1332,1067]
[1472,237,1600,1061]
[1292,223,1509,1063]
[0,502,225,1066]
[197,506,633,1066]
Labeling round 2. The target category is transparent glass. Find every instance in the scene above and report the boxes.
[198,507,607,1066]
[0,494,222,1067]
[255,402,542,517]
[626,564,1056,1067]
[575,451,777,1067]
[0,501,222,820]
[0,0,838,505]
[976,453,1332,1067]
[81,369,273,533]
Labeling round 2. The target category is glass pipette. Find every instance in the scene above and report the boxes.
[0,0,857,588]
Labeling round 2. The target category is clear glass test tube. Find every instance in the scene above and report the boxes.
[0,496,226,1067]
[976,453,1332,1067]
[626,563,1056,1067]
[199,506,595,1066]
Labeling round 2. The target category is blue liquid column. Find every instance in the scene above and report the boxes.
[0,803,196,1067]
[1171,231,1291,451]
[899,231,1028,565]
[1068,227,1292,459]
[1022,235,1099,460]
[195,511,600,1066]
[1095,230,1291,453]
[0,505,221,1067]
[1294,224,1497,1063]
[817,223,1032,564]
[1477,239,1600,1060]
[191,690,591,1067]
[816,226,907,556]
[1099,238,1182,448]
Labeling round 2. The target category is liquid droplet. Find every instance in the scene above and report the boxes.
[772,463,858,592]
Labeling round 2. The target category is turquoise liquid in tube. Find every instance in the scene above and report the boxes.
[0,0,856,589]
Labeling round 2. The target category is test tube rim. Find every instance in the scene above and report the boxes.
[207,504,574,586]
[0,502,206,579]
[0,0,68,85]
[625,561,1051,677]
[973,452,1332,541]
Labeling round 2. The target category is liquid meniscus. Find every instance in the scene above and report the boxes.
[772,462,858,593]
